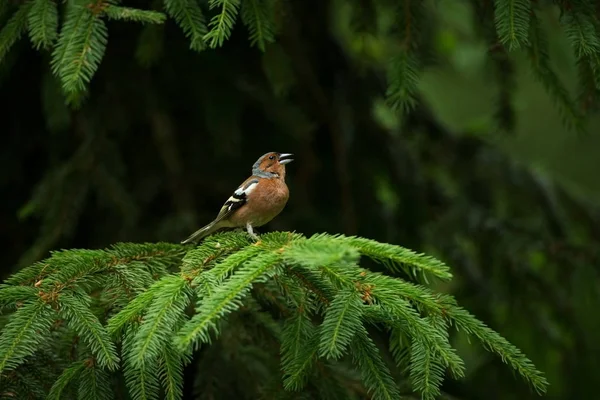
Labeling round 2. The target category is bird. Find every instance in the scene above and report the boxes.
[181,152,294,244]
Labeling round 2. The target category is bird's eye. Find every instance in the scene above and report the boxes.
[269,155,275,160]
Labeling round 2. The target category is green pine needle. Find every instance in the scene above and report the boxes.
[493,0,530,50]
[163,0,208,51]
[204,0,241,48]
[0,1,33,62]
[27,0,58,50]
[104,6,167,24]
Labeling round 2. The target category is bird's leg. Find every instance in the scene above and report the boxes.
[246,222,259,241]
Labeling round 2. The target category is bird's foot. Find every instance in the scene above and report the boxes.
[246,223,260,242]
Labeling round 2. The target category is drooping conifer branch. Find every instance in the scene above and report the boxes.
[1,0,599,131]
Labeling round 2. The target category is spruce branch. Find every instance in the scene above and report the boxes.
[408,318,447,400]
[318,289,364,360]
[527,10,585,133]
[368,301,465,379]
[362,272,448,314]
[49,3,100,96]
[106,283,161,337]
[0,299,55,373]
[58,293,120,371]
[0,1,33,62]
[52,4,108,94]
[280,309,319,391]
[0,285,37,310]
[283,236,361,289]
[11,242,183,289]
[388,328,411,377]
[123,324,161,400]
[0,232,549,398]
[104,5,167,24]
[163,0,207,51]
[46,360,85,400]
[3,261,50,286]
[77,361,112,400]
[561,5,600,59]
[240,0,276,51]
[493,0,530,50]
[204,0,241,48]
[27,0,58,50]
[446,305,549,394]
[174,251,281,350]
[158,341,188,400]
[349,326,401,400]
[339,235,453,281]
[385,0,422,115]
[199,241,261,284]
[559,4,600,104]
[471,0,517,133]
[386,51,420,115]
[131,275,192,367]
[105,262,155,304]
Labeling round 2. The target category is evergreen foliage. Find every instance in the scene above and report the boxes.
[1,0,598,399]
[1,0,600,131]
[0,231,548,399]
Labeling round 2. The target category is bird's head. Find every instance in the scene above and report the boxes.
[252,152,294,178]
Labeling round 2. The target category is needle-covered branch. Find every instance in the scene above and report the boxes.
[0,0,597,131]
[0,231,548,399]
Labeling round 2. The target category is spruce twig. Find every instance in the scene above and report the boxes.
[0,231,548,399]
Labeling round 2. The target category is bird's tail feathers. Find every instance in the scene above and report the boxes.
[181,221,220,244]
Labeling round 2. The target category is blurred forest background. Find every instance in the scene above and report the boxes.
[1,0,600,399]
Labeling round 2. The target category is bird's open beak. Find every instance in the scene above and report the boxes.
[279,153,294,164]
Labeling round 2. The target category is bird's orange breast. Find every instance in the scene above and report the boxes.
[229,178,289,227]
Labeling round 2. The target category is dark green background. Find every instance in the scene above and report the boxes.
[1,0,599,399]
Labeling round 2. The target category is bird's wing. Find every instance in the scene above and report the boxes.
[211,178,260,224]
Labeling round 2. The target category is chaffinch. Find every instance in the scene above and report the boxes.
[181,152,294,243]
